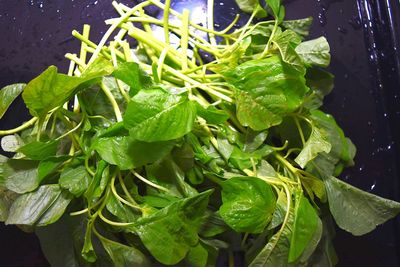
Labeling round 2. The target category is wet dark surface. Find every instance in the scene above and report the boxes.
[0,0,400,266]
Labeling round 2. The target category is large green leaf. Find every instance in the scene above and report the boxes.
[225,56,308,130]
[22,57,113,117]
[219,177,276,233]
[324,176,400,236]
[93,135,175,170]
[123,88,196,142]
[288,194,321,262]
[134,190,212,265]
[0,83,25,119]
[6,184,72,226]
[295,37,331,67]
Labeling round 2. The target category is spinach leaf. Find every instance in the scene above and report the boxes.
[0,159,39,194]
[281,18,313,38]
[225,55,308,130]
[272,29,303,70]
[22,57,113,117]
[0,83,25,119]
[113,61,153,97]
[235,0,268,18]
[219,177,276,233]
[324,176,400,236]
[296,37,331,67]
[18,140,59,160]
[123,87,196,142]
[93,135,175,170]
[288,194,321,262]
[295,124,331,168]
[59,165,90,197]
[6,184,72,226]
[134,190,212,265]
[99,237,151,267]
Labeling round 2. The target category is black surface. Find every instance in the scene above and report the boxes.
[1,0,400,266]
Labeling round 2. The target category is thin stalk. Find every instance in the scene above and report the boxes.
[100,82,123,122]
[163,0,171,44]
[0,117,37,136]
[131,170,170,193]
[111,176,142,211]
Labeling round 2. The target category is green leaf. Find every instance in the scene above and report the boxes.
[265,0,282,19]
[0,83,25,119]
[303,68,334,109]
[295,37,331,67]
[272,30,303,70]
[281,18,313,38]
[123,88,196,142]
[106,192,139,222]
[196,104,229,125]
[22,58,113,117]
[225,55,308,130]
[235,0,268,18]
[18,140,59,160]
[288,194,322,262]
[99,237,151,267]
[36,214,83,267]
[6,184,72,226]
[185,242,208,267]
[219,177,276,233]
[295,125,331,168]
[0,159,39,194]
[249,195,294,267]
[113,61,153,97]
[324,176,400,236]
[59,165,90,197]
[134,190,212,265]
[37,156,70,182]
[93,135,175,170]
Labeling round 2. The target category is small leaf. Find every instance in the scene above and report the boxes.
[0,83,25,119]
[219,177,276,233]
[281,18,313,38]
[123,88,196,142]
[295,37,331,67]
[59,165,90,197]
[272,30,303,70]
[295,125,331,168]
[113,61,153,97]
[324,176,400,236]
[186,242,208,267]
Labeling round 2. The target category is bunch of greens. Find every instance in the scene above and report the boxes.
[1,0,399,266]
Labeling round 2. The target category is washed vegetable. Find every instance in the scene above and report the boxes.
[1,0,399,266]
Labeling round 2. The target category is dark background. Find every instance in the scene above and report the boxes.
[0,0,399,266]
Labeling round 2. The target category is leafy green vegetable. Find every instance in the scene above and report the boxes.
[0,83,25,119]
[219,177,276,233]
[1,1,399,266]
[324,175,400,236]
[123,88,196,142]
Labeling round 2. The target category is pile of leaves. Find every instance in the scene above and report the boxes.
[1,0,399,266]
